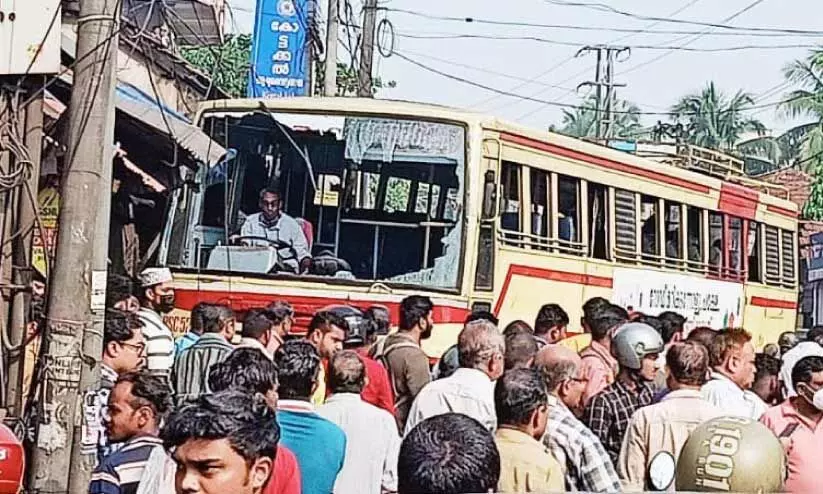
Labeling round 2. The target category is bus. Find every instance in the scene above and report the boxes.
[158,97,799,355]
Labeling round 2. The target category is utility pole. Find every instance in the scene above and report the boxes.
[357,0,377,97]
[577,45,630,139]
[324,0,339,96]
[28,0,119,487]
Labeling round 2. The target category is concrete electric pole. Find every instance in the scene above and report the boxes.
[324,0,339,96]
[28,0,119,488]
[577,45,630,139]
[357,0,377,97]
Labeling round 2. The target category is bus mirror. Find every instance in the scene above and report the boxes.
[482,170,497,220]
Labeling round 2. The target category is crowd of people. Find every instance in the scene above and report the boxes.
[82,265,822,494]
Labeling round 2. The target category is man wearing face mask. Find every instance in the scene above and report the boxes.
[760,355,823,494]
[136,268,176,376]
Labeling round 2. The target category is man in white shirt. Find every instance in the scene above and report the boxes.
[136,267,176,375]
[404,319,505,435]
[239,188,311,273]
[236,308,284,359]
[318,350,400,494]
[701,328,761,419]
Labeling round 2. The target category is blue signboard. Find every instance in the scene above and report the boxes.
[248,0,311,97]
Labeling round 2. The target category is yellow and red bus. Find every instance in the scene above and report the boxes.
[158,97,799,355]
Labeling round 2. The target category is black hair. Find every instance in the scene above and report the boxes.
[792,355,823,388]
[199,303,234,334]
[658,311,687,344]
[465,310,499,326]
[589,304,628,340]
[258,187,281,201]
[807,326,823,344]
[495,368,547,426]
[209,348,278,396]
[104,309,141,346]
[534,304,569,336]
[328,350,366,394]
[635,314,664,335]
[162,390,280,464]
[399,295,433,331]
[504,332,538,370]
[243,308,275,340]
[116,371,172,419]
[106,273,136,308]
[582,297,610,322]
[307,311,349,338]
[754,353,780,383]
[274,340,320,400]
[364,305,391,337]
[190,303,208,335]
[398,413,500,494]
[502,320,533,338]
[266,300,293,325]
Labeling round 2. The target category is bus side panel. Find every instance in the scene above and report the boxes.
[742,284,799,348]
[491,248,612,334]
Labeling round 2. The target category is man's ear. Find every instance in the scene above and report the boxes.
[249,457,274,490]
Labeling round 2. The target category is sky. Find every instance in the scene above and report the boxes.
[227,0,822,135]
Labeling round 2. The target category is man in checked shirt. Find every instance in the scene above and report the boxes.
[535,345,621,493]
[584,322,664,465]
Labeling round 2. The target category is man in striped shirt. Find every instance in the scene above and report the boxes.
[171,303,235,404]
[89,371,172,494]
[136,268,176,375]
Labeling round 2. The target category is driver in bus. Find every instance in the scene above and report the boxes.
[238,187,312,273]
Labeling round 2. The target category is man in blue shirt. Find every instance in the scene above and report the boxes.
[173,302,208,356]
[274,340,346,494]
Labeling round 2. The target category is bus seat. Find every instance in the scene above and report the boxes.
[296,217,314,250]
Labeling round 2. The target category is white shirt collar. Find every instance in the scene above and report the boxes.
[449,367,493,384]
[278,399,315,413]
[238,337,273,359]
[710,370,744,392]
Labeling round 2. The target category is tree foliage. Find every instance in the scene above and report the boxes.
[670,82,765,151]
[180,36,394,98]
[556,94,643,139]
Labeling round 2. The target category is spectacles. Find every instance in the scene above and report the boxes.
[121,342,145,354]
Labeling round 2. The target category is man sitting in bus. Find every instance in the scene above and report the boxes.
[239,187,312,273]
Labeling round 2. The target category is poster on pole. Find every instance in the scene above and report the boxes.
[32,186,60,277]
[612,268,743,331]
[248,0,312,97]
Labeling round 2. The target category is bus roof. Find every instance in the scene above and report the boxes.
[195,97,799,220]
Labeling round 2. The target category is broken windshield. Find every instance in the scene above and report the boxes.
[165,110,467,292]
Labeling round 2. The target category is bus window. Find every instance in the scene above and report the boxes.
[501,162,521,232]
[664,201,682,262]
[531,168,549,240]
[709,212,724,272]
[640,195,659,258]
[384,177,411,213]
[687,206,703,269]
[764,225,780,284]
[748,221,761,283]
[415,182,441,218]
[588,182,608,260]
[558,175,580,245]
[729,217,743,279]
[782,229,796,286]
[352,171,379,210]
[614,189,637,261]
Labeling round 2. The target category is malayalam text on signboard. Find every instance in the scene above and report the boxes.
[611,268,743,330]
[248,0,311,97]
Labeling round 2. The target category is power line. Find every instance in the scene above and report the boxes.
[541,0,810,34]
[396,32,818,52]
[384,7,823,37]
[620,0,769,76]
[390,51,807,117]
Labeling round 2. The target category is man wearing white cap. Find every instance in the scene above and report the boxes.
[136,267,176,374]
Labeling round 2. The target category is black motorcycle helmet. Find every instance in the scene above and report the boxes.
[319,304,370,348]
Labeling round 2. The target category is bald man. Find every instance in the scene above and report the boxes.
[404,320,505,435]
[535,345,621,493]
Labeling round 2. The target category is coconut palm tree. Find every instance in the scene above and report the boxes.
[670,82,766,151]
[777,49,823,172]
[557,94,643,139]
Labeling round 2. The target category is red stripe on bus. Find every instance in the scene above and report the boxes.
[750,296,797,310]
[766,204,798,219]
[499,133,712,195]
[172,288,470,330]
[493,265,613,315]
[718,183,759,220]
